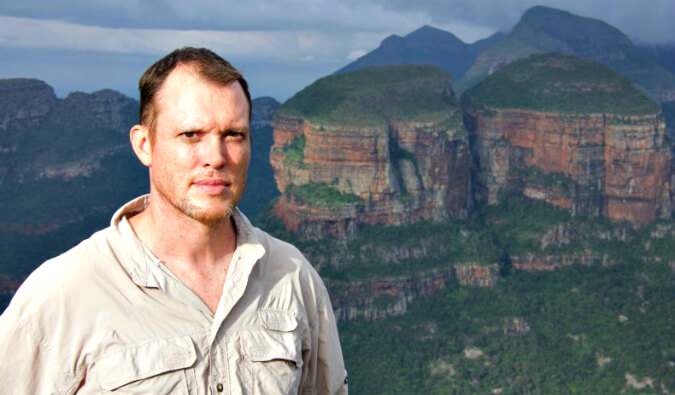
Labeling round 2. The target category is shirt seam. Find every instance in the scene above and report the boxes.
[93,327,209,361]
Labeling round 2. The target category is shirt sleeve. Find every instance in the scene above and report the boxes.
[301,273,348,395]
[0,274,84,394]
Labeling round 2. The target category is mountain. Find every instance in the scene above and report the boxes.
[457,6,675,102]
[250,96,280,129]
[639,43,675,75]
[462,53,670,224]
[0,78,142,234]
[337,25,505,83]
[269,65,471,239]
[0,78,145,285]
[259,54,675,393]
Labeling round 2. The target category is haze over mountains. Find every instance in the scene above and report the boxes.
[340,5,675,132]
[1,4,675,393]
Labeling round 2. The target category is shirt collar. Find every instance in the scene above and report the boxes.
[109,195,266,288]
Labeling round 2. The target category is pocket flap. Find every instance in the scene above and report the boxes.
[240,329,302,366]
[96,335,197,390]
[257,309,297,332]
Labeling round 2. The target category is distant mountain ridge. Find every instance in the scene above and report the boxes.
[337,25,504,83]
[457,6,675,102]
[336,6,675,105]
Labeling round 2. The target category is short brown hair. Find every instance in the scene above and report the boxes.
[138,47,251,139]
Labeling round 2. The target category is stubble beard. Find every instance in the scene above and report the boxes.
[179,197,234,227]
[153,177,240,228]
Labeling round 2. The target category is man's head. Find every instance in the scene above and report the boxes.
[130,48,251,226]
[139,47,252,142]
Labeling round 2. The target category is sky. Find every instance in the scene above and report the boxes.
[0,0,674,102]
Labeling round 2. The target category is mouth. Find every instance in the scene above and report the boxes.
[192,178,232,195]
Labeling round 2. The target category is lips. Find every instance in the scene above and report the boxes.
[193,178,231,195]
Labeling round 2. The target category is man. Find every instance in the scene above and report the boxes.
[0,47,348,394]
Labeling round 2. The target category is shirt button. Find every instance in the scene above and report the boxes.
[216,383,224,392]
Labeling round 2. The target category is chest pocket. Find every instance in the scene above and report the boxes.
[240,310,303,395]
[95,334,197,394]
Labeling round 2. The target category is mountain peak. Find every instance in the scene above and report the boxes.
[336,25,481,80]
[512,5,633,53]
[407,25,464,45]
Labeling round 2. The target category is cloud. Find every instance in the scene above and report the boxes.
[2,0,674,103]
[0,15,385,63]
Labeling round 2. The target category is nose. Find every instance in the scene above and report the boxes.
[201,135,227,169]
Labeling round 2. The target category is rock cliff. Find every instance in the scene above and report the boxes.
[328,263,500,321]
[270,65,472,238]
[463,53,671,224]
[0,79,142,235]
[0,78,57,133]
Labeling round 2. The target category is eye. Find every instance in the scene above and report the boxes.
[180,131,198,139]
[226,130,246,140]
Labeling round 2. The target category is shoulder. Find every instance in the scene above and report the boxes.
[252,226,323,280]
[254,227,307,265]
[3,227,115,323]
[252,226,332,299]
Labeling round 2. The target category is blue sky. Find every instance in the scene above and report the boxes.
[1,0,673,102]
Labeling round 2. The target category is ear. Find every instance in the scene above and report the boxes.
[130,124,152,167]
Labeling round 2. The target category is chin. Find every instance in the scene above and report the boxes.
[180,200,235,225]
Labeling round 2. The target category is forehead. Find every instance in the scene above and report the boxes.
[153,65,249,128]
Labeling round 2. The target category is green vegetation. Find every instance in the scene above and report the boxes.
[239,125,280,218]
[509,166,580,193]
[257,195,675,393]
[339,258,675,394]
[0,150,147,225]
[463,53,660,115]
[285,182,363,209]
[283,135,306,167]
[278,65,457,126]
[455,38,539,94]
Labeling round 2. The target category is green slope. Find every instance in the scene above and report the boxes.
[278,65,457,126]
[463,53,660,115]
[258,196,675,394]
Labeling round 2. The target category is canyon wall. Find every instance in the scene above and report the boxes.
[464,109,671,223]
[270,66,473,238]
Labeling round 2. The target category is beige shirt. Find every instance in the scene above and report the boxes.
[0,196,348,394]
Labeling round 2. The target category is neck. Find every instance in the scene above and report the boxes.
[128,196,237,271]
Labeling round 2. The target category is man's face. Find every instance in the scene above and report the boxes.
[147,65,250,225]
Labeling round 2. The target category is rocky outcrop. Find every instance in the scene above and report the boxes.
[271,115,471,238]
[0,78,142,235]
[463,54,671,225]
[251,96,280,129]
[328,263,500,321]
[510,252,598,271]
[0,79,57,132]
[62,89,138,133]
[465,108,670,224]
[270,66,472,239]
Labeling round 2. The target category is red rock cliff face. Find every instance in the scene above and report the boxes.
[466,108,671,224]
[270,113,472,238]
